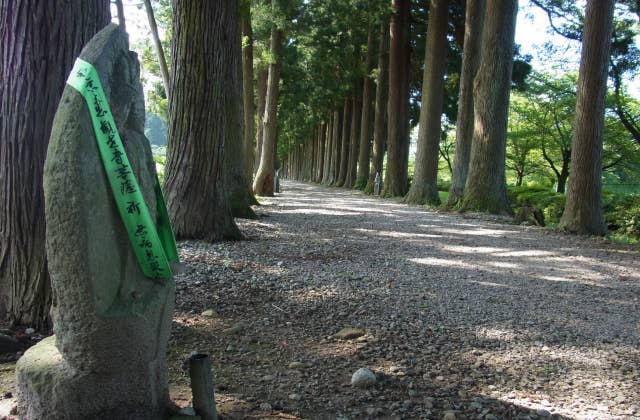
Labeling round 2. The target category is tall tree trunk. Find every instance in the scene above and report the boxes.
[143,0,171,100]
[322,118,332,184]
[404,0,449,205]
[0,0,110,329]
[383,0,411,197]
[331,109,342,184]
[336,98,351,186]
[241,5,257,191]
[447,0,484,206]
[254,67,268,174]
[365,23,390,195]
[559,0,614,235]
[316,123,325,182]
[345,93,362,188]
[115,0,126,31]
[227,5,257,219]
[165,0,242,240]
[253,24,284,196]
[459,0,517,215]
[556,163,569,194]
[356,27,376,189]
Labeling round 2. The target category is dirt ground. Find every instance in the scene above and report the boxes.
[2,180,639,419]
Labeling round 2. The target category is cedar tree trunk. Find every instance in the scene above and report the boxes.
[336,98,351,186]
[254,67,268,174]
[447,0,484,206]
[459,0,517,215]
[0,0,110,329]
[404,0,449,205]
[345,94,362,188]
[365,23,390,194]
[143,0,171,100]
[383,0,411,197]
[559,0,614,235]
[165,0,242,240]
[356,27,376,189]
[253,25,283,196]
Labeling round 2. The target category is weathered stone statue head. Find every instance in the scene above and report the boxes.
[16,24,175,420]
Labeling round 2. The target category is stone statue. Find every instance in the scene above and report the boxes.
[16,24,175,420]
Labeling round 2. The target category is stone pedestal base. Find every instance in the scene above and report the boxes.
[16,336,168,420]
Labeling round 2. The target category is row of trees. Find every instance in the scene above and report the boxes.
[277,0,628,232]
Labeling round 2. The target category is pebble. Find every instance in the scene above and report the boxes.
[351,368,377,388]
[223,324,244,335]
[201,309,218,318]
[443,410,456,420]
[288,361,306,369]
[24,328,35,335]
[259,402,272,410]
[288,393,302,401]
[334,327,366,340]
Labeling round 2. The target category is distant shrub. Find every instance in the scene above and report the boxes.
[605,193,640,238]
[507,186,565,225]
[437,180,450,192]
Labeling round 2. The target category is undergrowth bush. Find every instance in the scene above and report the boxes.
[506,185,640,240]
[507,186,565,225]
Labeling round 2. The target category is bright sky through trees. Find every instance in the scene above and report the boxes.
[110,1,640,97]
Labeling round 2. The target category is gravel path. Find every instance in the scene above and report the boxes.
[3,180,637,419]
[169,180,640,419]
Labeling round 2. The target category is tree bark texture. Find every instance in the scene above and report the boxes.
[356,27,376,189]
[241,8,256,189]
[345,94,362,188]
[336,98,351,186]
[253,26,283,196]
[559,0,614,235]
[460,0,517,215]
[115,0,126,32]
[404,0,449,205]
[227,5,257,219]
[447,0,484,206]
[331,109,341,184]
[0,0,110,328]
[316,122,325,182]
[322,119,332,184]
[143,0,171,100]
[383,0,411,197]
[254,67,268,174]
[365,23,390,194]
[165,0,242,240]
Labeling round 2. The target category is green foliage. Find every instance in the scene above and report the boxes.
[604,193,640,238]
[507,186,565,225]
[507,184,640,239]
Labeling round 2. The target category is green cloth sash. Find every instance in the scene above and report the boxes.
[66,58,178,279]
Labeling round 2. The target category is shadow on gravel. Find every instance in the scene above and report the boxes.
[163,180,639,419]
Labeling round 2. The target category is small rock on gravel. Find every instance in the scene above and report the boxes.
[351,368,377,388]
[288,393,302,401]
[443,410,456,420]
[200,309,219,318]
[259,402,273,410]
[223,324,244,334]
[288,361,306,369]
[334,327,365,340]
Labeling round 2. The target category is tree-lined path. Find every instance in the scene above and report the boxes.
[163,180,639,419]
